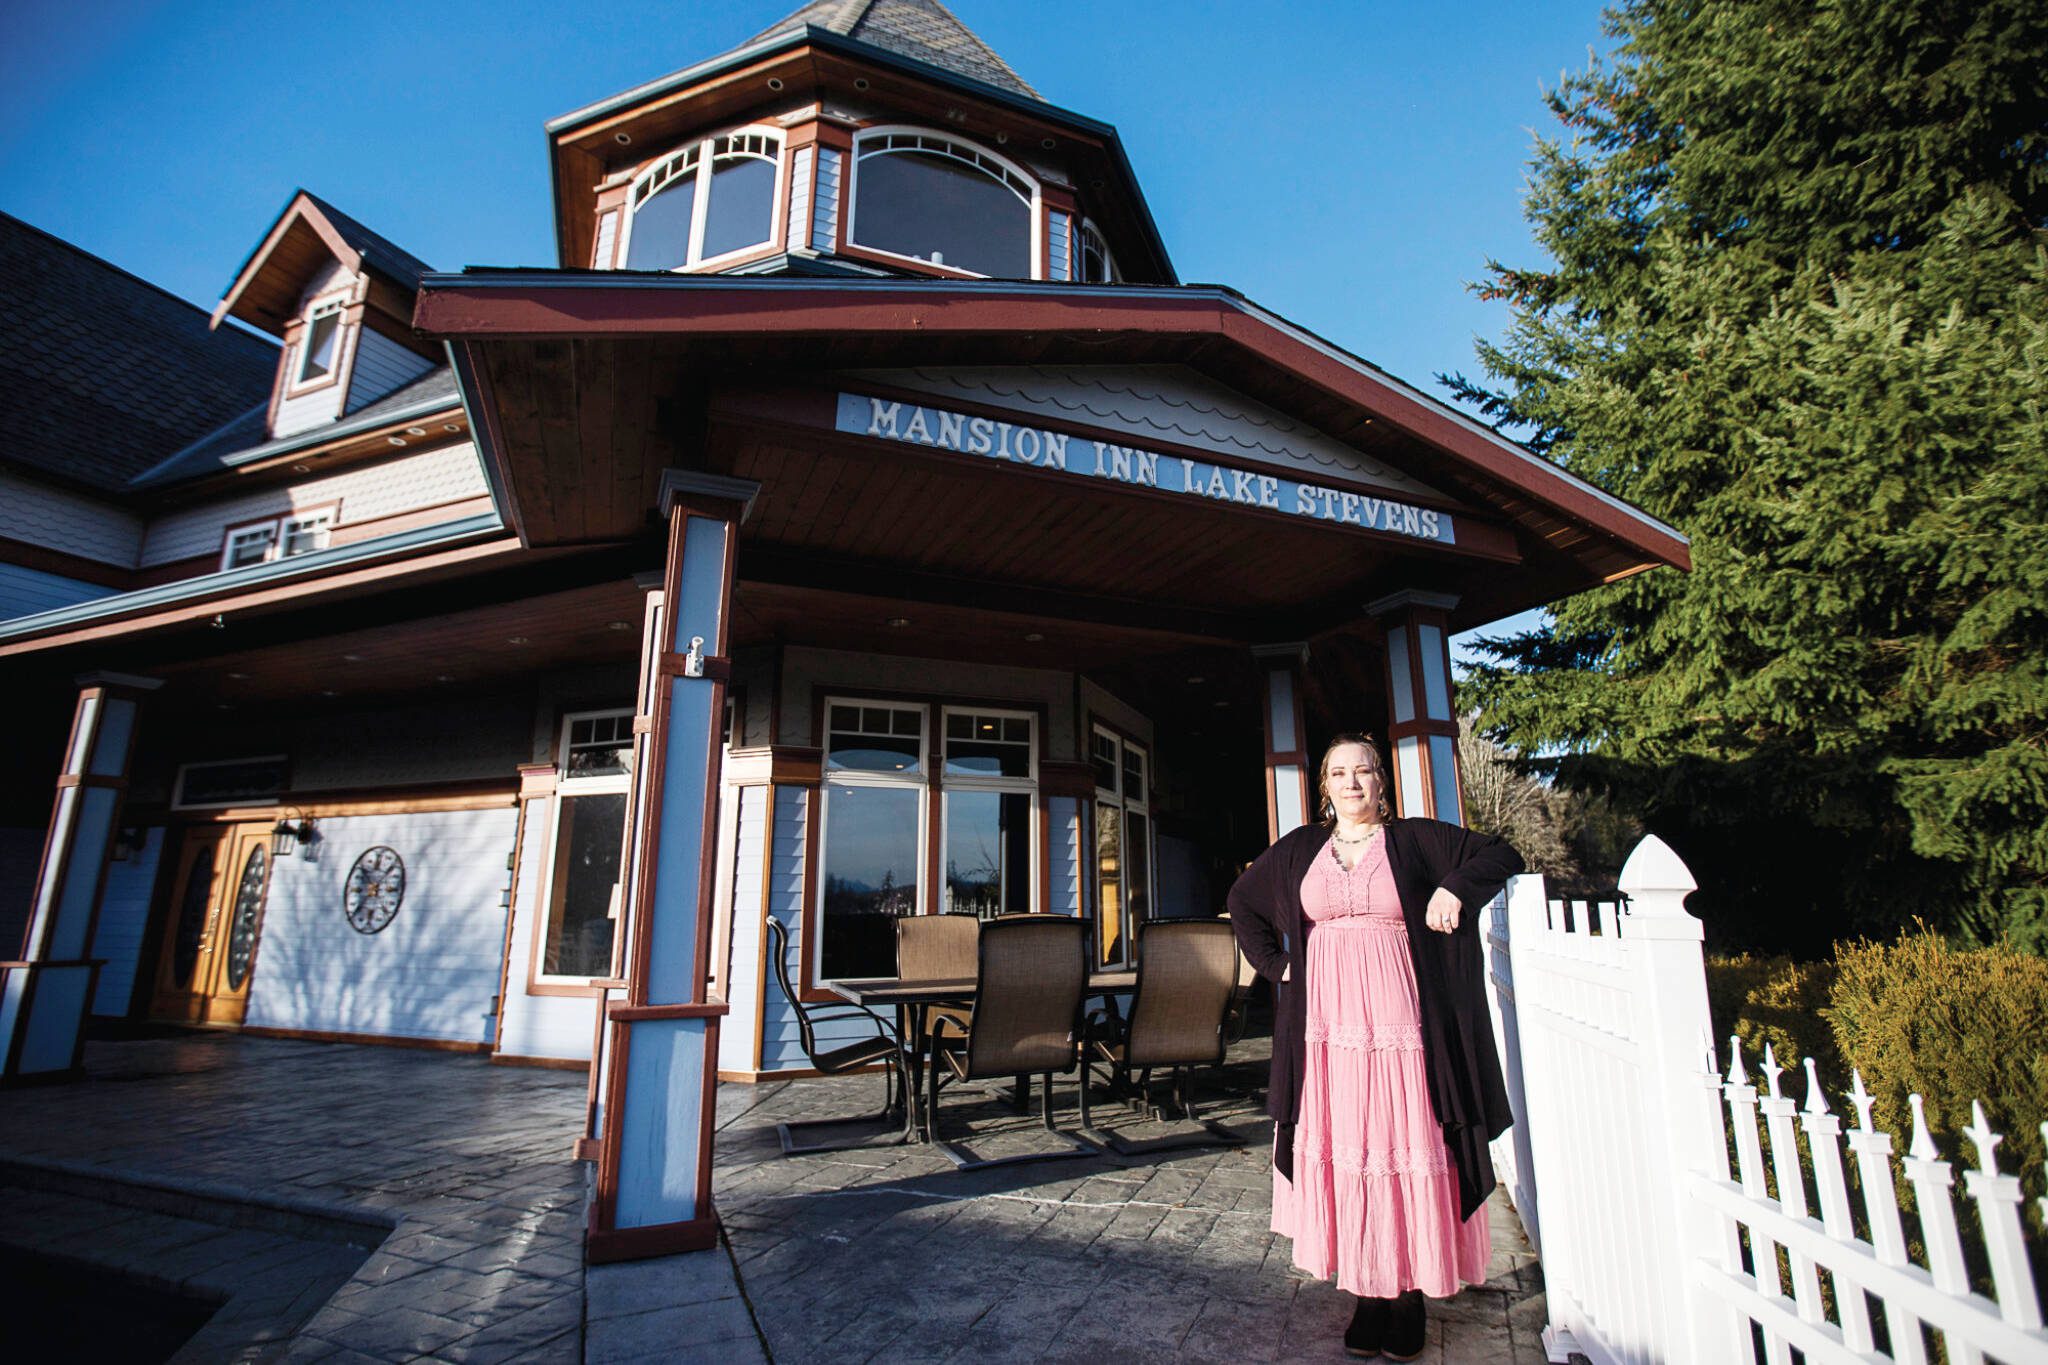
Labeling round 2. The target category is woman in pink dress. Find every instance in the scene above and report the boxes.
[1229,733,1523,1360]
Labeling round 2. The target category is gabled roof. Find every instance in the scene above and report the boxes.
[747,0,1038,98]
[0,211,277,494]
[212,190,435,337]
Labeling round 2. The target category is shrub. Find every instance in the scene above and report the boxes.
[1824,926,2048,1207]
[1704,953,1841,1081]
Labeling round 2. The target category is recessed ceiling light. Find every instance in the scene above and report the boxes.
[1213,699,1230,708]
[1041,137,1056,150]
[443,422,461,432]
[435,674,456,683]
[291,464,311,474]
[321,689,339,697]
[406,427,427,437]
[226,671,249,680]
[1186,676,1205,684]
[767,77,784,91]
[341,653,364,662]
[853,78,869,90]
[1023,632,1044,643]
[606,620,632,631]
[507,636,530,645]
[216,703,235,711]
[387,436,407,447]
[615,132,632,145]
[885,616,910,628]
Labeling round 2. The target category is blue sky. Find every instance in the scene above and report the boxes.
[0,0,1616,647]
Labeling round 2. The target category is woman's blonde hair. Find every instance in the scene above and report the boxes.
[1317,731,1392,825]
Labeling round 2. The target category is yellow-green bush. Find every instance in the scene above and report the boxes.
[1824,926,2048,1206]
[1705,952,1841,1080]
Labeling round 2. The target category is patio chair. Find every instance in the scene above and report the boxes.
[926,915,1099,1170]
[763,917,905,1155]
[1078,918,1247,1154]
[896,911,977,1041]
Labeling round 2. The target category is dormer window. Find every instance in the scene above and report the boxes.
[621,128,783,271]
[849,129,1037,278]
[294,298,346,389]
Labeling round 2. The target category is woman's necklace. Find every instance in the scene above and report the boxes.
[1328,822,1382,870]
[1330,824,1383,846]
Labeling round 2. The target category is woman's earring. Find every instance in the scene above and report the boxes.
[1320,797,1334,820]
[1377,795,1391,821]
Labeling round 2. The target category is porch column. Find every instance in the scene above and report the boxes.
[1254,643,1312,841]
[1369,591,1464,823]
[2,671,159,1084]
[587,472,757,1262]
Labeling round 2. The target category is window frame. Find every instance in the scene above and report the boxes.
[812,696,930,987]
[616,124,788,273]
[529,707,635,991]
[1088,721,1154,970]
[937,706,1039,919]
[845,125,1044,280]
[1076,218,1119,284]
[217,503,338,573]
[288,294,350,394]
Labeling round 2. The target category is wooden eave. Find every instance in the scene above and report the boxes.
[547,37,1168,283]
[212,193,415,337]
[142,402,470,510]
[416,276,1688,632]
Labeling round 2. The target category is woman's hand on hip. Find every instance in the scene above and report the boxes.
[1426,886,1463,934]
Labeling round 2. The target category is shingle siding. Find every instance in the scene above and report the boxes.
[344,329,435,415]
[0,470,145,566]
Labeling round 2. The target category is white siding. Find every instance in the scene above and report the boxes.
[716,784,768,1073]
[0,562,115,622]
[139,442,487,568]
[344,328,435,415]
[1048,210,1073,282]
[272,332,351,437]
[1048,796,1082,916]
[785,148,813,255]
[811,147,842,252]
[495,797,599,1062]
[90,827,163,1015]
[593,209,620,269]
[244,806,516,1044]
[0,470,144,567]
[845,364,1449,501]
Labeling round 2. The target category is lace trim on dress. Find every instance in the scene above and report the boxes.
[1295,1142,1452,1177]
[1305,1021,1423,1051]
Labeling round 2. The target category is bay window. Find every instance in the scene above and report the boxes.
[621,128,783,271]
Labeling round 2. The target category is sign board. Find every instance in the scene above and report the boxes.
[836,392,1454,546]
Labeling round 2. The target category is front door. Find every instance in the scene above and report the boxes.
[151,822,275,1026]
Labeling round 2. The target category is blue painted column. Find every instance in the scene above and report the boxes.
[1369,590,1465,823]
[587,472,757,1263]
[2,671,159,1084]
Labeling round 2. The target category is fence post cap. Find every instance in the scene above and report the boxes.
[1618,834,1698,902]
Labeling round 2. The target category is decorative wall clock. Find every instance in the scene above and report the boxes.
[343,845,406,934]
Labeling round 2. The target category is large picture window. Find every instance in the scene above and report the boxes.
[621,128,782,271]
[941,709,1036,919]
[849,129,1037,279]
[813,698,1041,983]
[537,709,633,982]
[1091,725,1152,968]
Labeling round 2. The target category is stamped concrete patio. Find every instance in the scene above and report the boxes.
[0,1027,1547,1362]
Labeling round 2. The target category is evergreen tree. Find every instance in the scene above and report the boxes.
[1450,0,2048,953]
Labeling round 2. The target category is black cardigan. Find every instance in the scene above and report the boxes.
[1227,818,1524,1221]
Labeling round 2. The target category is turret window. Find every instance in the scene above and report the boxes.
[849,130,1037,278]
[1077,221,1117,283]
[621,128,783,271]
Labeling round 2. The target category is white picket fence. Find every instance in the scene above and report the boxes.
[1483,836,2048,1365]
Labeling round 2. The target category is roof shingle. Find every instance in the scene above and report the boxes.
[750,0,1038,98]
[0,211,278,494]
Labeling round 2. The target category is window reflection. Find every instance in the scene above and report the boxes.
[852,135,1033,278]
[945,789,1030,918]
[820,784,920,979]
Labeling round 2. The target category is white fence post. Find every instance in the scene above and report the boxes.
[1614,835,1746,1364]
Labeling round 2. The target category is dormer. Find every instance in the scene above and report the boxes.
[211,192,440,440]
[547,0,1175,286]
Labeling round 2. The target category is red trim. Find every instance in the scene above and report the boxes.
[585,1212,720,1263]
[606,1001,729,1022]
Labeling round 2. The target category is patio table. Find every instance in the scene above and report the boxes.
[827,969,1136,1142]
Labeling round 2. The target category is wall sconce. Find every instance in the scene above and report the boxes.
[110,826,148,862]
[270,808,317,859]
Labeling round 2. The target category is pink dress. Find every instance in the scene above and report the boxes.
[1270,834,1491,1298]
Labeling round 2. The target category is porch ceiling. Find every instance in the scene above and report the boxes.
[422,276,1690,633]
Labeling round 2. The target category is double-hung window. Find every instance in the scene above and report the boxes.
[939,708,1037,918]
[220,508,334,571]
[536,710,633,983]
[817,700,927,982]
[1090,726,1153,968]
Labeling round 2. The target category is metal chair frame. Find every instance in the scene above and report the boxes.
[763,917,906,1155]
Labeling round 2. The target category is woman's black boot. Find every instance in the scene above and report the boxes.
[1343,1294,1390,1358]
[1381,1289,1426,1361]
